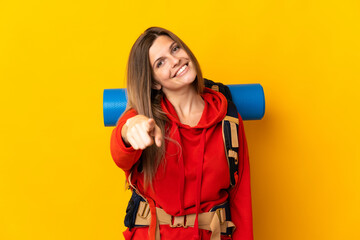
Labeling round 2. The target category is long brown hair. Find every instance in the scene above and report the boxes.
[126,27,203,188]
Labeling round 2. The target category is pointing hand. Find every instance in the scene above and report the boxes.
[121,115,162,150]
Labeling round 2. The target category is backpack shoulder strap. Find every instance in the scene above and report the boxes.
[222,101,239,189]
[204,78,239,189]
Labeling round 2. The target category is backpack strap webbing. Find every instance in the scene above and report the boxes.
[204,78,240,189]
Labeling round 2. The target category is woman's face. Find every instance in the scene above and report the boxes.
[149,35,197,94]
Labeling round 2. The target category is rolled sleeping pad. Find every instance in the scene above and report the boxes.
[103,84,265,127]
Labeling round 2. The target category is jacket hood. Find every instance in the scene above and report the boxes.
[161,87,228,129]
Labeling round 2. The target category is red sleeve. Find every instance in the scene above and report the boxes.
[229,114,254,240]
[110,109,143,171]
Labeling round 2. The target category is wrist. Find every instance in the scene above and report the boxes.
[121,120,131,147]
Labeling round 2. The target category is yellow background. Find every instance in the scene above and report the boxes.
[1,0,359,239]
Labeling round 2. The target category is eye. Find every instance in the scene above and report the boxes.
[156,60,164,68]
[172,45,180,52]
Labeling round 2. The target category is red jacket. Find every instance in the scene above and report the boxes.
[110,88,253,240]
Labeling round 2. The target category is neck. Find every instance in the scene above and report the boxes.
[163,86,205,126]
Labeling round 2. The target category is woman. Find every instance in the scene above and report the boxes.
[110,27,253,240]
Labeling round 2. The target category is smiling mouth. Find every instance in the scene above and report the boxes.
[173,63,189,78]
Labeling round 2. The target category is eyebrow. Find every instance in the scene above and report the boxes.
[153,41,177,68]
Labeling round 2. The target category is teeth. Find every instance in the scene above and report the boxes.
[176,65,187,76]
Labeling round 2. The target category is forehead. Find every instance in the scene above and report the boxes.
[149,35,175,65]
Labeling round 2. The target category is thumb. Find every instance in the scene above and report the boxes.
[153,124,163,147]
[146,118,156,132]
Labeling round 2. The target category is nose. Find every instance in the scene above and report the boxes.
[169,55,180,68]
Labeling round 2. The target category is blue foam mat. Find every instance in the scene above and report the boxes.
[103,84,265,127]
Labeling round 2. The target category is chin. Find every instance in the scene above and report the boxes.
[182,74,197,85]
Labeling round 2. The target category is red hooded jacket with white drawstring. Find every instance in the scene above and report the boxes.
[110,88,253,240]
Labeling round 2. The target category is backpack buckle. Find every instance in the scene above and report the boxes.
[228,149,238,165]
[137,201,150,219]
[215,208,226,224]
[170,215,188,228]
